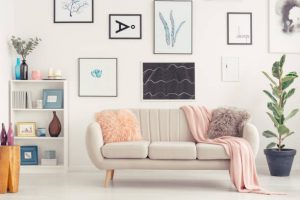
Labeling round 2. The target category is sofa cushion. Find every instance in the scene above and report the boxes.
[196,143,229,160]
[96,109,143,144]
[149,142,196,160]
[102,141,149,159]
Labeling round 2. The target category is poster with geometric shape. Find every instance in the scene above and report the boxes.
[154,0,192,54]
[221,57,239,82]
[143,63,195,100]
[79,58,117,97]
[227,12,252,45]
[269,0,300,53]
[54,0,93,23]
[109,14,142,39]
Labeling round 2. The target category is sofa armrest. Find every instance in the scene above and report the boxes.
[86,122,104,169]
[242,123,260,157]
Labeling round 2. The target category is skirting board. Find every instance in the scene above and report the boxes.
[68,165,300,172]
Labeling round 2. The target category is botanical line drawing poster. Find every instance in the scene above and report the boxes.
[54,0,93,23]
[154,0,192,54]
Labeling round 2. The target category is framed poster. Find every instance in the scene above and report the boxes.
[154,0,192,54]
[79,58,118,97]
[109,14,142,39]
[221,57,239,82]
[54,0,94,23]
[143,63,195,100]
[227,12,252,45]
[269,0,300,53]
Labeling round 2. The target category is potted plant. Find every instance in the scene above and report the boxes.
[11,36,41,80]
[262,54,298,176]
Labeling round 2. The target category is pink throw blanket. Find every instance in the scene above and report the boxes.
[181,105,280,195]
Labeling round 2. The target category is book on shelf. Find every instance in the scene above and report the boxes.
[12,91,32,109]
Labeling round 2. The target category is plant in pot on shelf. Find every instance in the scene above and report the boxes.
[11,36,41,80]
[262,54,299,176]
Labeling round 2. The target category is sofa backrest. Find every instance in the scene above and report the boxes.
[131,109,194,142]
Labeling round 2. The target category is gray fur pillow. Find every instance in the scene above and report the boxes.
[207,107,250,139]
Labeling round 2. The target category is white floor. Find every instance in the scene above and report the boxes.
[1,170,299,200]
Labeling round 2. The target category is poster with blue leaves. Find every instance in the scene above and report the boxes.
[154,0,192,54]
[79,58,117,97]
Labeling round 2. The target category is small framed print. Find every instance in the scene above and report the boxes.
[221,57,239,82]
[54,0,94,23]
[79,58,118,97]
[227,12,252,45]
[43,89,64,109]
[109,14,142,39]
[17,122,36,137]
[21,146,38,165]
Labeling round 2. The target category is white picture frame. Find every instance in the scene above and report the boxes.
[79,58,118,97]
[154,0,192,54]
[109,14,142,39]
[54,0,94,23]
[269,0,300,53]
[227,12,252,45]
[221,57,239,82]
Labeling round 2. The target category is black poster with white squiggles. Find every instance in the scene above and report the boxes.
[143,63,195,100]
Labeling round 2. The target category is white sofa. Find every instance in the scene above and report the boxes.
[86,109,259,187]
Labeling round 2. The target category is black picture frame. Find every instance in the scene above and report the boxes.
[54,0,94,23]
[109,14,142,39]
[21,146,38,165]
[143,62,195,100]
[227,12,252,45]
[78,58,118,97]
[154,0,193,54]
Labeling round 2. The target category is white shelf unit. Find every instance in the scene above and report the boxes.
[9,80,68,173]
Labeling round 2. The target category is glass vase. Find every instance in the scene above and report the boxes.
[15,58,21,80]
[20,59,28,80]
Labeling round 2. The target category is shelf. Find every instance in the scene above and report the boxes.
[15,137,64,140]
[20,165,66,173]
[12,108,64,111]
[11,80,66,83]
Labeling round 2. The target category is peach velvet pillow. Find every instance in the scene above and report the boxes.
[96,109,142,143]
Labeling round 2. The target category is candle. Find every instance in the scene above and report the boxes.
[48,68,54,76]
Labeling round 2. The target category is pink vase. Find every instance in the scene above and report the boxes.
[7,122,14,146]
[31,70,42,80]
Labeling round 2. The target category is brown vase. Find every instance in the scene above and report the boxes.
[48,111,61,137]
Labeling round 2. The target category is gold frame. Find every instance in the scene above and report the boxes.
[16,122,36,137]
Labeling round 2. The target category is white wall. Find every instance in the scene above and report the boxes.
[0,0,14,124]
[12,0,300,170]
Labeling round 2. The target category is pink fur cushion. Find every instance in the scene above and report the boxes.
[96,109,142,144]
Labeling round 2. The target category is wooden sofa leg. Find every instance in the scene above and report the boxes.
[111,170,114,180]
[104,170,113,187]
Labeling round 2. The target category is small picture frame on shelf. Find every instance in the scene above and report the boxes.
[16,122,36,137]
[21,146,38,165]
[43,89,64,109]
